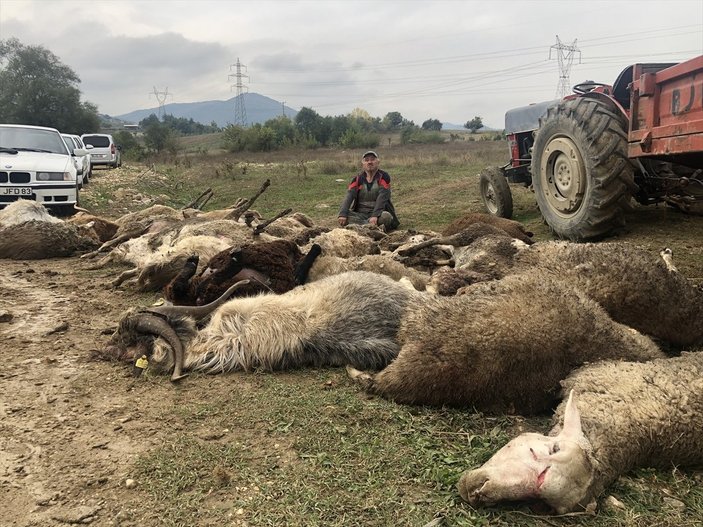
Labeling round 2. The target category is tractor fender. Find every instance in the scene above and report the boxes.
[579,92,629,123]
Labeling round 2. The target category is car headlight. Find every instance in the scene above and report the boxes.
[36,171,73,181]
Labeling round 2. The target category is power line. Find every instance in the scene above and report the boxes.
[251,24,700,75]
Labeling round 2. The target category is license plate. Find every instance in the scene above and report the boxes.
[93,154,106,159]
[0,187,32,196]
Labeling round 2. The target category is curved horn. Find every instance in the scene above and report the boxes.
[133,314,187,382]
[147,279,251,322]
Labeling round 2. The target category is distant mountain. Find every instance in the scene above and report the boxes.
[115,93,298,128]
[442,122,500,132]
[441,122,467,131]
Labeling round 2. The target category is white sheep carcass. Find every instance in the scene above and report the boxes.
[458,351,703,514]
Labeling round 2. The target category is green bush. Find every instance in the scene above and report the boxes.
[338,128,380,149]
[400,128,445,145]
[112,130,146,160]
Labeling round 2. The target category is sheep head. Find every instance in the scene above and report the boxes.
[457,391,596,514]
[102,280,250,381]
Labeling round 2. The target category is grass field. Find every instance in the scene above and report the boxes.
[79,138,703,526]
[87,139,533,230]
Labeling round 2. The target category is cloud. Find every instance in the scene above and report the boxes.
[2,0,702,126]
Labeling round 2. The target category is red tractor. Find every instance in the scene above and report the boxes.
[480,54,703,240]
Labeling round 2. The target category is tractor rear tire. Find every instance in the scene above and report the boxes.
[479,166,513,218]
[531,97,634,240]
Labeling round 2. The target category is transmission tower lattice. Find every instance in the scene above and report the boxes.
[149,86,172,119]
[549,36,581,98]
[229,58,249,127]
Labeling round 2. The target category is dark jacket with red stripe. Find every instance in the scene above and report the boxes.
[338,170,399,226]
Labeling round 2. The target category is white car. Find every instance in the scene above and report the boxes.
[81,133,121,168]
[62,133,92,187]
[0,124,84,216]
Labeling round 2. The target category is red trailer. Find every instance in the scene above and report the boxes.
[628,55,703,159]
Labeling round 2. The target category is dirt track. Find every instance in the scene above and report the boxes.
[1,256,153,525]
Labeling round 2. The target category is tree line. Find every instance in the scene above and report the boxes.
[0,38,493,155]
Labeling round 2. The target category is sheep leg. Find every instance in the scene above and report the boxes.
[253,208,293,235]
[182,188,213,210]
[224,179,271,221]
[112,268,139,288]
[345,365,373,388]
[396,238,445,257]
[294,244,322,285]
[100,224,151,252]
[164,254,200,304]
[659,248,678,273]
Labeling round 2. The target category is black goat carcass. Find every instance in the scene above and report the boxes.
[164,239,322,305]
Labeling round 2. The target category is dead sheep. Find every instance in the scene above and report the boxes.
[348,270,665,415]
[307,254,430,291]
[0,200,98,259]
[442,212,534,244]
[92,204,188,253]
[458,351,703,514]
[394,223,525,273]
[426,266,493,296]
[144,218,276,252]
[303,228,379,258]
[102,271,420,380]
[257,212,330,245]
[163,240,322,305]
[451,233,529,275]
[0,199,63,227]
[100,234,233,290]
[92,218,280,291]
[424,234,530,295]
[66,212,119,243]
[458,241,703,348]
[376,229,441,253]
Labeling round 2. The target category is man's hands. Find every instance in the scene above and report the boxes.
[338,216,380,226]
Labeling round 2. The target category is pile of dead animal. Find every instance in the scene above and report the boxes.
[5,195,702,517]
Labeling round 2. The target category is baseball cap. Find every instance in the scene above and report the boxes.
[362,150,379,159]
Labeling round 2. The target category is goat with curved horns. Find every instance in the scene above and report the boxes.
[103,271,420,381]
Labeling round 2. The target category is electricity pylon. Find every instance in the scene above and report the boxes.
[228,58,249,127]
[149,86,172,119]
[549,36,581,98]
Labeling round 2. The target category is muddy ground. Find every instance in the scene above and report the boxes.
[1,164,702,527]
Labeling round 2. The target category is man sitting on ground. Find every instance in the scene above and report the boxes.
[337,150,400,231]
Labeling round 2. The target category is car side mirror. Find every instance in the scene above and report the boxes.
[85,144,94,150]
[74,148,88,156]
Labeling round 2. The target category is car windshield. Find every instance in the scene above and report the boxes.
[0,126,69,154]
[82,135,110,148]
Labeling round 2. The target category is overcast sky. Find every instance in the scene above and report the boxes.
[1,0,702,128]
